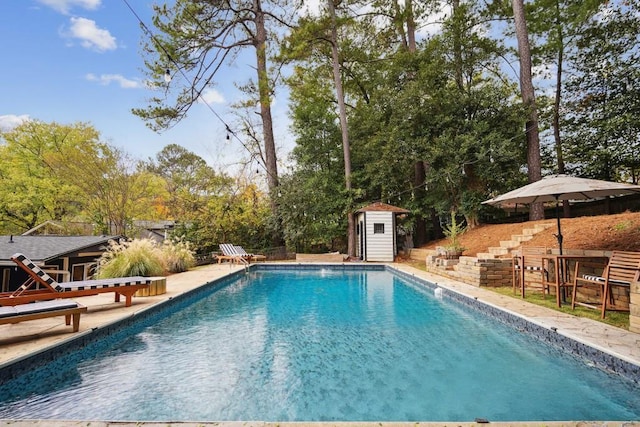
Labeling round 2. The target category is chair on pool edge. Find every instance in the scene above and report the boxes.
[572,250,640,319]
[218,244,249,266]
[512,246,552,299]
[234,245,266,263]
[1,253,152,307]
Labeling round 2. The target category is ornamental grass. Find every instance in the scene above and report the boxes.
[161,238,196,273]
[96,238,166,278]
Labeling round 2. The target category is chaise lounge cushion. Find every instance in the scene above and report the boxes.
[0,299,80,318]
[581,274,630,287]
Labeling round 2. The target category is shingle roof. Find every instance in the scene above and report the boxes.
[0,235,118,266]
[356,201,410,213]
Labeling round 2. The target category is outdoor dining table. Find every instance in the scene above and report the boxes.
[540,254,609,308]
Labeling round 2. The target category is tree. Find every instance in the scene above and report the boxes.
[326,0,356,257]
[279,64,348,251]
[145,144,230,221]
[526,0,604,216]
[48,144,167,236]
[348,1,526,228]
[133,0,290,243]
[562,1,640,183]
[0,120,165,236]
[0,121,91,233]
[198,180,272,252]
[512,0,544,220]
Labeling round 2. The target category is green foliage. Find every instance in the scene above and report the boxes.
[562,1,640,182]
[144,144,232,222]
[442,211,467,252]
[96,239,166,278]
[613,220,633,232]
[0,120,96,233]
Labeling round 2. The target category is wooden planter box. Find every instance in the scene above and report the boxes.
[135,277,167,297]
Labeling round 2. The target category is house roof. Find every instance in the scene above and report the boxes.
[356,201,410,214]
[0,235,118,266]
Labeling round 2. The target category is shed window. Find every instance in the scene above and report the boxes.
[373,223,385,234]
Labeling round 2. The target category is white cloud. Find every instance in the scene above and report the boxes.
[65,17,116,52]
[0,115,31,132]
[86,73,141,88]
[198,88,226,105]
[37,0,101,15]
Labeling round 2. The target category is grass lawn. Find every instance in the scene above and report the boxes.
[488,286,629,329]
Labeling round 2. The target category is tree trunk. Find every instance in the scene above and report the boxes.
[406,0,416,51]
[327,0,356,257]
[414,161,427,245]
[404,0,428,246]
[512,0,544,221]
[550,0,571,219]
[254,0,283,246]
[452,0,464,91]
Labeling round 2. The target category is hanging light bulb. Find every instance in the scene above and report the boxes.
[163,69,171,83]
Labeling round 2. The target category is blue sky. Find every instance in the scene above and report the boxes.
[0,0,294,173]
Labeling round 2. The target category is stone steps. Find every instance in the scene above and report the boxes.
[478,222,554,260]
[409,222,555,262]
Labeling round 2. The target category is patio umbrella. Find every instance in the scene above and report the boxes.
[482,174,640,254]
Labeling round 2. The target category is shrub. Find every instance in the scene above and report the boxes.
[97,238,166,278]
[442,210,467,253]
[161,238,196,273]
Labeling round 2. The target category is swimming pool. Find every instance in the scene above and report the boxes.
[0,266,639,421]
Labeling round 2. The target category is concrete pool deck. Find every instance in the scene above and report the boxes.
[1,262,639,427]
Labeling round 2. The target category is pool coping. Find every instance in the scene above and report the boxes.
[1,262,640,425]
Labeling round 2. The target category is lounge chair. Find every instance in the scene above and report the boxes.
[512,246,551,298]
[218,244,248,265]
[234,245,266,262]
[1,253,152,307]
[0,299,86,332]
[571,250,640,318]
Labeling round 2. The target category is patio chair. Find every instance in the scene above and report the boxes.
[234,245,266,262]
[1,253,152,307]
[512,246,551,298]
[571,251,640,318]
[218,244,249,265]
[0,299,87,333]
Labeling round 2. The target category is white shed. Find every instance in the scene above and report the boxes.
[355,202,409,262]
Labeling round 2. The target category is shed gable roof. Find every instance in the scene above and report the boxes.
[356,201,409,213]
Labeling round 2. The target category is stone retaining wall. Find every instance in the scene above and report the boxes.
[425,254,512,287]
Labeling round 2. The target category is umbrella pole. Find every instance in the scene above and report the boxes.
[554,198,563,255]
[554,198,567,302]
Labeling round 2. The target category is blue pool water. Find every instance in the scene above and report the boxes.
[1,268,639,421]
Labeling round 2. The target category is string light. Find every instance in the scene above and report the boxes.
[122,0,276,181]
